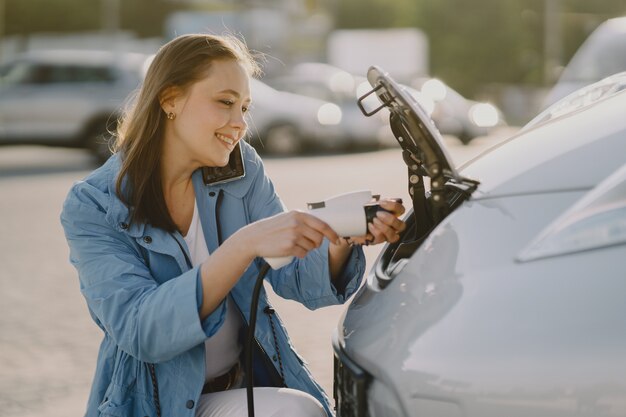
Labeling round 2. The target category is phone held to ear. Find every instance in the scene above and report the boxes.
[202,142,246,185]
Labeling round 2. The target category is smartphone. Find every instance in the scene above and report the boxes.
[201,142,245,185]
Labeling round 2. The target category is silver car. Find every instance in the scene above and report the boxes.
[333,67,626,417]
[410,77,506,144]
[0,49,149,162]
[246,78,350,155]
[266,62,393,150]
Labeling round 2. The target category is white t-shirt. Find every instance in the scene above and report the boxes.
[183,200,243,380]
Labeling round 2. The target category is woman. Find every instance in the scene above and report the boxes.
[61,34,405,417]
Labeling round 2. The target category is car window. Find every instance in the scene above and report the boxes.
[1,62,116,85]
[0,61,32,85]
[284,82,334,102]
[68,66,117,83]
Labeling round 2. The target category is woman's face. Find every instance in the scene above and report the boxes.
[164,59,251,168]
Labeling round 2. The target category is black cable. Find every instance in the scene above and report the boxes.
[149,260,270,417]
[264,306,286,386]
[246,261,272,417]
[148,363,161,417]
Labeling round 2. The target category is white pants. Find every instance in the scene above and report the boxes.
[195,387,326,417]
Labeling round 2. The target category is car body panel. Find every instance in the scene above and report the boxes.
[340,192,626,417]
[335,68,626,417]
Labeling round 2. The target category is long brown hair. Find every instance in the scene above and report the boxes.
[114,34,261,232]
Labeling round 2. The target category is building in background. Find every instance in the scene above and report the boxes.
[164,0,332,77]
[327,28,428,81]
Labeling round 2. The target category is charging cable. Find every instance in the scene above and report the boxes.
[244,191,401,417]
[245,261,271,417]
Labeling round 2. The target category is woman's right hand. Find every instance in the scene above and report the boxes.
[198,211,340,318]
[242,210,341,260]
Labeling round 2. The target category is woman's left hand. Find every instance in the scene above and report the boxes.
[350,199,406,246]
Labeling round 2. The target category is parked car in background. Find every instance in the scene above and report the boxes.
[544,16,626,108]
[334,67,626,417]
[246,77,361,155]
[0,49,149,162]
[265,62,393,150]
[410,76,505,144]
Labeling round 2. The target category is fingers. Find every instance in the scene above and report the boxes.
[257,198,406,259]
[347,234,375,246]
[364,198,407,245]
[299,212,340,244]
[267,211,339,259]
[292,221,329,256]
[379,199,405,216]
[375,210,407,233]
[369,219,400,244]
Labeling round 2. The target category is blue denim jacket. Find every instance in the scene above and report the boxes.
[60,142,365,417]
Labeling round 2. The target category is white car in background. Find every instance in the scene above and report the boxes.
[245,78,349,155]
[266,62,393,150]
[0,49,149,162]
[333,67,626,417]
[410,77,505,144]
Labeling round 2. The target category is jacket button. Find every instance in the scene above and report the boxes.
[186,400,195,409]
[120,222,129,230]
[209,191,216,197]
[143,236,152,244]
[272,354,278,362]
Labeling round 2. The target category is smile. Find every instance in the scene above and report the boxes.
[216,133,235,146]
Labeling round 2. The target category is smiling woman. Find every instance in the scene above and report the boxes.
[59,33,406,417]
[161,60,250,168]
[114,35,261,232]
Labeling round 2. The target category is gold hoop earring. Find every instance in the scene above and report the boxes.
[167,112,176,120]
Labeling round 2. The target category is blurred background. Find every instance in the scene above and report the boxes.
[1,1,626,416]
[2,0,626,123]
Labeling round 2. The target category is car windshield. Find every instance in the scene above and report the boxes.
[271,76,363,104]
[287,82,352,103]
[524,72,626,130]
[560,28,626,83]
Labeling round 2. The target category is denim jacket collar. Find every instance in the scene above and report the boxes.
[102,149,259,240]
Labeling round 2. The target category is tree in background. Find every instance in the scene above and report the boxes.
[3,0,176,38]
[335,0,626,97]
[415,0,540,95]
[3,0,626,98]
[5,0,98,34]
